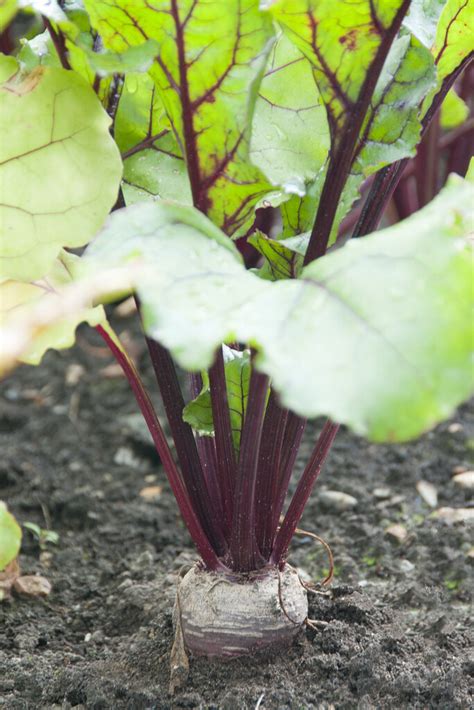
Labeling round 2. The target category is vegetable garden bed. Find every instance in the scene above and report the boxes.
[1,0,473,706]
[0,326,472,709]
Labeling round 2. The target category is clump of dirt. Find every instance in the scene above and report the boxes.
[0,323,472,709]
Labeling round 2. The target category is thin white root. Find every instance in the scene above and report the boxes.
[306,618,329,631]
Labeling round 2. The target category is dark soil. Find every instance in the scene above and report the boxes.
[1,319,473,709]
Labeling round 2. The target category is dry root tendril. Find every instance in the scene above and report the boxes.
[169,564,193,695]
[289,525,335,631]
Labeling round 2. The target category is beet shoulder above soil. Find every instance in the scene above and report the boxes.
[0,323,473,709]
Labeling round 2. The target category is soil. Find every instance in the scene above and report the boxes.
[0,319,473,709]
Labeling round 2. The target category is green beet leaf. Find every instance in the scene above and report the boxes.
[434,0,473,85]
[115,72,191,206]
[0,0,16,31]
[421,0,473,116]
[353,33,435,176]
[267,0,411,149]
[21,0,73,26]
[21,30,160,80]
[18,31,59,71]
[268,1,436,244]
[82,175,473,442]
[82,201,260,367]
[84,0,275,236]
[184,347,252,454]
[403,0,447,47]
[250,33,329,198]
[20,1,114,101]
[282,30,436,240]
[84,39,160,76]
[0,256,132,378]
[272,176,473,441]
[0,58,122,282]
[0,53,17,81]
[0,501,21,572]
[248,230,306,281]
[183,372,213,438]
[0,251,106,368]
[440,87,469,128]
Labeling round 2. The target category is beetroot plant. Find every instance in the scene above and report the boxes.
[0,0,473,658]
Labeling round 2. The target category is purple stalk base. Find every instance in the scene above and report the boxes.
[446,119,474,178]
[271,420,339,566]
[415,114,440,208]
[446,63,474,178]
[208,348,237,535]
[189,373,225,524]
[95,325,222,571]
[255,393,289,558]
[229,369,269,571]
[279,413,307,487]
[43,18,71,70]
[197,434,224,523]
[392,172,418,220]
[265,413,307,559]
[143,335,227,556]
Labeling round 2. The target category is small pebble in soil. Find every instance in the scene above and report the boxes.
[398,559,415,574]
[139,485,162,501]
[416,480,438,508]
[39,551,53,567]
[433,507,474,524]
[385,524,408,542]
[118,578,133,591]
[377,494,406,509]
[113,446,146,470]
[452,470,474,490]
[130,550,155,571]
[52,404,68,416]
[14,633,38,651]
[447,422,464,433]
[65,363,85,386]
[318,490,358,512]
[13,575,52,598]
[373,487,391,500]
